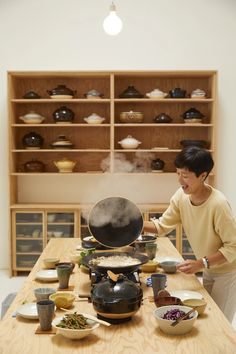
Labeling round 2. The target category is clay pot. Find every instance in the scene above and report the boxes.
[151,158,165,172]
[54,158,76,173]
[53,106,75,124]
[23,91,41,99]
[22,131,44,149]
[47,84,76,98]
[119,85,143,98]
[23,159,45,173]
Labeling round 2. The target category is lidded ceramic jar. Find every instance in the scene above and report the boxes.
[47,84,76,98]
[22,131,44,149]
[19,111,45,124]
[52,106,75,124]
[54,157,76,173]
[83,113,105,124]
[50,135,74,149]
[169,87,186,98]
[23,159,45,172]
[181,107,204,123]
[118,135,142,149]
[151,158,165,172]
[153,113,172,123]
[191,88,206,99]
[119,85,143,98]
[146,88,168,99]
[84,89,103,99]
[23,91,41,99]
[119,111,144,123]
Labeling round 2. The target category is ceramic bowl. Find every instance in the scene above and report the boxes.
[53,231,64,238]
[18,243,32,252]
[43,257,60,268]
[52,314,99,339]
[49,292,75,309]
[159,260,180,274]
[34,287,56,301]
[119,111,144,123]
[153,305,198,335]
[141,260,158,273]
[182,298,207,315]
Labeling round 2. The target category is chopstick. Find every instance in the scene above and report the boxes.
[171,307,196,327]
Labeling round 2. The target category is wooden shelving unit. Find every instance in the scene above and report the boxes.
[8,71,217,274]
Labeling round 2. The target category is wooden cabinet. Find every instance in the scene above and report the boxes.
[11,207,79,275]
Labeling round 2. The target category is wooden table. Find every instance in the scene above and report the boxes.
[0,238,236,354]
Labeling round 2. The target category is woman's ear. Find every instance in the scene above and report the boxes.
[201,172,207,181]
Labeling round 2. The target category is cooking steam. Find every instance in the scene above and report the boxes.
[88,197,142,228]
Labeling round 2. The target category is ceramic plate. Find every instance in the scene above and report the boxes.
[170,290,203,301]
[155,256,182,264]
[35,269,58,281]
[16,302,38,319]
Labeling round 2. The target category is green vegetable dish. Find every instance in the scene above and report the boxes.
[56,312,92,330]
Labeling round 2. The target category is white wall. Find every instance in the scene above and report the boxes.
[0,0,236,269]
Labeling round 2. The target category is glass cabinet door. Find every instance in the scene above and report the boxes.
[182,228,195,260]
[147,211,177,248]
[13,211,43,269]
[46,212,75,242]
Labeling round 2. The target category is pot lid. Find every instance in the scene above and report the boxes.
[88,197,143,248]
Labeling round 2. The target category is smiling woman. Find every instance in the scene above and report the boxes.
[143,146,236,323]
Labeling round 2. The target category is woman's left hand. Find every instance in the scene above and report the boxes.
[176,259,203,274]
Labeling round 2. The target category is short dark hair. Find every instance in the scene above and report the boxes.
[174,146,214,177]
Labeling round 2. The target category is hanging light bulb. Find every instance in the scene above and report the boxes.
[103,2,123,36]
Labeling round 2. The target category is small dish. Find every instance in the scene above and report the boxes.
[34,287,56,301]
[16,302,38,319]
[43,257,60,269]
[141,260,158,273]
[182,298,207,315]
[49,292,75,309]
[35,269,58,282]
[155,256,181,264]
[154,296,182,307]
[159,260,180,274]
[170,290,203,301]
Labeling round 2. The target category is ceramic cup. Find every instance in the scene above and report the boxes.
[36,299,55,331]
[145,243,157,260]
[151,273,167,299]
[56,264,71,289]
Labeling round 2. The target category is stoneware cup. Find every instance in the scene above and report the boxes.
[36,299,55,331]
[56,264,72,289]
[145,243,157,260]
[151,273,167,299]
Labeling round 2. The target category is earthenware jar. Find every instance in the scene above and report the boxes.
[119,85,143,98]
[84,89,103,99]
[151,158,165,172]
[146,89,168,99]
[153,113,172,123]
[22,131,44,149]
[52,106,75,123]
[23,91,41,99]
[19,111,45,124]
[169,87,186,98]
[23,159,45,172]
[118,135,142,149]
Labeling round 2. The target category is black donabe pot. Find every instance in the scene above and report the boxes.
[91,274,143,322]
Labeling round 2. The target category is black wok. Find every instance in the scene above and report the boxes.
[88,197,143,248]
[82,251,149,274]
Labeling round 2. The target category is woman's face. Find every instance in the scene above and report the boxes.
[176,168,206,195]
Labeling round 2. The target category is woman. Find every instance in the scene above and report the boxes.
[144,146,236,322]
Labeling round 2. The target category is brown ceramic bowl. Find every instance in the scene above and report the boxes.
[154,296,182,308]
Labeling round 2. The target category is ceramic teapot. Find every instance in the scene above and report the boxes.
[118,135,142,149]
[23,91,41,99]
[83,113,105,124]
[52,106,75,123]
[84,89,103,99]
[54,157,76,173]
[22,131,44,149]
[19,111,45,124]
[146,88,168,99]
[119,85,143,98]
[47,84,76,98]
[151,158,165,172]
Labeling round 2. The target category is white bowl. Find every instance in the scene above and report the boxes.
[52,314,100,340]
[153,305,198,335]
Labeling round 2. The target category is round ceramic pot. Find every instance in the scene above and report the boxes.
[151,158,165,171]
[91,275,143,321]
[169,87,186,98]
[23,159,45,172]
[118,135,142,149]
[119,111,144,123]
[50,135,74,149]
[84,89,103,99]
[153,113,172,123]
[23,91,41,99]
[52,106,75,123]
[54,158,76,173]
[19,111,45,124]
[119,85,143,98]
[22,132,44,149]
[47,84,76,98]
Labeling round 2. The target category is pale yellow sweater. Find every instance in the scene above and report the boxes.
[153,186,236,274]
